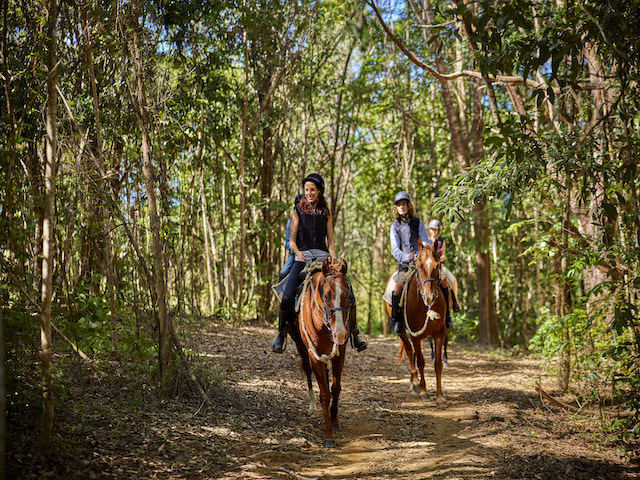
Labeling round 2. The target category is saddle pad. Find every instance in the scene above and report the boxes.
[271,274,288,301]
[383,273,401,305]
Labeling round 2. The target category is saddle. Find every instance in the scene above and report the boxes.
[271,260,323,306]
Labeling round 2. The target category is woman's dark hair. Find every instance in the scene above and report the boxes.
[393,199,415,221]
[315,194,331,216]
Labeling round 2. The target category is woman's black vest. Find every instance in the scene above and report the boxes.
[295,205,328,252]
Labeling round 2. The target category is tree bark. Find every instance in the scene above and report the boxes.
[39,0,58,454]
[200,174,216,314]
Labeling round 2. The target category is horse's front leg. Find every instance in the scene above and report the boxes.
[329,350,346,435]
[311,359,335,447]
[400,334,419,394]
[292,326,317,415]
[433,334,447,408]
[412,337,427,398]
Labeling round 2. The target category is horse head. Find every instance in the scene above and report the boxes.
[320,257,349,346]
[415,243,441,307]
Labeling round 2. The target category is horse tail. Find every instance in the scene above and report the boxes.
[398,342,406,363]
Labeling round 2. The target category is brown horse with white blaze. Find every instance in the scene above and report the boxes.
[385,243,448,407]
[291,257,352,448]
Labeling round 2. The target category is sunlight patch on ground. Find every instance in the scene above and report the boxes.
[200,426,240,438]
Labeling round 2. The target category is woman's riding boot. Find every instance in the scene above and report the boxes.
[441,287,453,329]
[451,291,461,313]
[349,307,368,352]
[390,293,404,335]
[271,309,290,353]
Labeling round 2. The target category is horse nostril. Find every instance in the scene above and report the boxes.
[334,322,348,345]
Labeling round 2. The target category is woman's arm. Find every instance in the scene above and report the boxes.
[439,239,446,262]
[326,213,337,260]
[289,210,306,261]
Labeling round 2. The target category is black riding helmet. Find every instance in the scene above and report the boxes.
[394,191,411,204]
[302,173,325,195]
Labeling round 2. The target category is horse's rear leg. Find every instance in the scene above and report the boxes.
[433,335,447,408]
[443,334,448,368]
[430,335,448,367]
[429,337,435,363]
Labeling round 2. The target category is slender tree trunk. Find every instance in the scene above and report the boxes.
[200,174,215,314]
[127,16,172,396]
[556,199,571,392]
[0,305,6,480]
[39,0,58,454]
[474,203,498,344]
[237,25,249,319]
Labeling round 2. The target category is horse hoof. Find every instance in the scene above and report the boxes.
[443,360,449,368]
[323,438,336,448]
[410,384,420,394]
[436,397,447,409]
[332,423,340,434]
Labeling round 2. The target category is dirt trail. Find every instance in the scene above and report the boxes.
[11,321,635,479]
[202,324,635,480]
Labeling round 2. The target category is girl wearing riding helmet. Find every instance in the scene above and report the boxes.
[271,173,367,353]
[389,191,430,335]
[426,219,461,328]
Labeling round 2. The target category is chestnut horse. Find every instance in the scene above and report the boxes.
[385,243,448,407]
[289,257,352,447]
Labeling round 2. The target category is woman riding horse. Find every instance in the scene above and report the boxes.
[271,173,367,353]
[425,219,461,328]
[389,191,429,335]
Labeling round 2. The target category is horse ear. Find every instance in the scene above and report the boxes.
[340,258,347,275]
[322,257,331,276]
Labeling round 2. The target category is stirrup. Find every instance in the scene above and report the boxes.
[351,332,367,352]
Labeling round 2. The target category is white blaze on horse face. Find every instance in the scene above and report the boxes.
[422,257,437,304]
[332,282,348,345]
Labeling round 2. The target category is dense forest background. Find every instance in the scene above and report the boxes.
[1,0,639,467]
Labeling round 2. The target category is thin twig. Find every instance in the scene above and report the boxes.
[535,384,580,413]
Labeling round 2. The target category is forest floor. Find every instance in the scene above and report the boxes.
[9,319,639,480]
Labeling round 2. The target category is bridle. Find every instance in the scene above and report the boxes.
[414,249,441,307]
[301,270,352,363]
[316,273,352,333]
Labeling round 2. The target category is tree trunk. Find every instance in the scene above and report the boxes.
[237,26,249,320]
[556,201,571,392]
[475,202,498,345]
[127,16,172,396]
[200,174,216,314]
[39,0,58,454]
[0,303,6,479]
